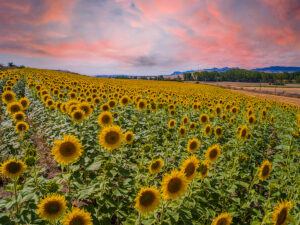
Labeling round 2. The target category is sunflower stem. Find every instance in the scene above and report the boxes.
[13,178,19,216]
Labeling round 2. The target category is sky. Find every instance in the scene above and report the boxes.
[0,0,299,75]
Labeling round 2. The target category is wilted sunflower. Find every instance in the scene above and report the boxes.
[161,169,188,200]
[15,121,29,133]
[124,131,134,144]
[137,99,147,110]
[272,200,292,225]
[71,109,85,123]
[205,144,221,163]
[168,119,176,129]
[199,113,209,124]
[187,138,200,153]
[199,160,210,179]
[189,122,197,130]
[149,158,163,174]
[204,124,212,136]
[7,102,23,115]
[214,126,223,138]
[212,212,232,225]
[239,125,248,140]
[97,111,113,127]
[178,126,187,136]
[99,125,123,150]
[13,111,26,122]
[19,97,30,110]
[119,95,130,106]
[61,207,92,225]
[51,135,83,165]
[180,155,199,181]
[0,158,27,178]
[134,187,160,214]
[259,160,272,181]
[37,194,66,222]
[2,90,16,104]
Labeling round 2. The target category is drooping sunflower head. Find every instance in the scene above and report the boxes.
[178,126,187,136]
[71,109,85,123]
[134,187,161,215]
[212,212,232,225]
[7,102,23,115]
[124,131,134,144]
[189,122,197,130]
[51,135,83,165]
[61,207,93,225]
[149,158,163,174]
[99,125,123,151]
[0,158,27,178]
[119,95,130,106]
[239,125,248,140]
[199,114,209,124]
[182,116,189,125]
[205,144,221,163]
[180,155,199,181]
[19,97,30,110]
[161,169,188,200]
[204,124,212,136]
[259,159,272,181]
[37,194,67,222]
[168,119,176,129]
[97,111,113,127]
[199,160,210,179]
[137,99,147,110]
[2,90,16,104]
[15,121,29,133]
[187,138,200,153]
[13,111,26,122]
[272,200,292,225]
[214,126,223,138]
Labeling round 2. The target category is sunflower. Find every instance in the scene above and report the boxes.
[124,131,134,144]
[187,138,200,153]
[37,194,67,222]
[13,111,26,122]
[248,115,256,125]
[199,160,210,179]
[71,110,85,123]
[7,102,23,115]
[100,103,110,111]
[169,110,175,116]
[137,99,147,110]
[161,169,188,200]
[61,207,92,225]
[230,106,238,114]
[97,111,113,127]
[119,95,130,106]
[270,115,274,125]
[0,158,27,178]
[180,155,199,181]
[178,126,187,136]
[19,97,30,110]
[215,105,222,116]
[205,144,221,163]
[272,200,292,225]
[259,160,272,181]
[199,113,209,124]
[134,187,160,215]
[51,135,83,165]
[79,102,93,117]
[189,122,197,130]
[182,116,189,125]
[204,124,212,136]
[229,117,234,124]
[99,125,123,151]
[2,90,16,104]
[214,126,223,138]
[212,212,232,225]
[149,158,163,174]
[238,125,248,140]
[15,121,29,133]
[168,119,176,129]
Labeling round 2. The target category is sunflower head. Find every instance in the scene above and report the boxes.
[134,187,161,215]
[259,160,272,181]
[168,119,176,129]
[270,115,274,125]
[100,103,110,111]
[187,138,200,153]
[189,122,197,130]
[205,144,221,163]
[215,105,222,116]
[199,160,210,179]
[239,125,248,140]
[272,200,292,225]
[2,90,16,104]
[161,169,188,200]
[149,158,163,174]
[7,102,23,115]
[199,114,209,124]
[15,121,29,133]
[97,111,113,127]
[137,99,147,110]
[180,155,199,181]
[0,158,27,178]
[119,95,130,106]
[79,102,93,117]
[124,131,134,144]
[13,111,26,122]
[19,97,30,110]
[99,125,123,151]
[51,135,83,165]
[204,124,212,136]
[214,126,223,138]
[182,116,189,125]
[37,194,67,222]
[212,212,232,225]
[61,207,93,225]
[178,126,187,136]
[71,109,85,123]
[248,115,256,125]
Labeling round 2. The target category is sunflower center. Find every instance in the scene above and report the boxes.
[201,116,207,123]
[241,129,247,137]
[262,165,270,176]
[151,161,160,170]
[276,208,287,225]
[102,105,109,111]
[189,141,197,150]
[44,201,61,214]
[216,128,222,135]
[139,102,145,108]
[170,122,174,127]
[59,142,76,157]
[11,105,21,113]
[81,106,89,114]
[139,191,155,207]
[74,112,83,120]
[206,127,211,133]
[5,94,13,101]
[180,129,185,134]
[209,149,218,159]
[17,124,27,131]
[167,178,182,193]
[70,216,85,225]
[249,117,254,123]
[16,114,23,120]
[216,218,228,225]
[122,98,128,104]
[102,115,110,124]
[6,162,21,174]
[105,131,120,145]
[185,163,195,177]
[126,134,132,141]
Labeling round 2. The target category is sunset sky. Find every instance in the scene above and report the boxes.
[0,0,299,75]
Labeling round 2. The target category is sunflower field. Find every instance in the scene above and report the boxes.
[0,68,299,225]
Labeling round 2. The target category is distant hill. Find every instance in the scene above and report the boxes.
[251,66,300,73]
